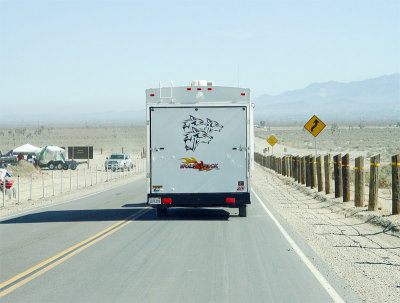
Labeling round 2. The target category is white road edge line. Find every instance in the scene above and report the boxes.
[252,189,345,303]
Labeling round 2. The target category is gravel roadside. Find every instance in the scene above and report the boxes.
[252,164,400,303]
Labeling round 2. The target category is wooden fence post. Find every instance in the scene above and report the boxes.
[306,155,311,187]
[301,156,306,185]
[324,154,332,194]
[342,154,350,202]
[289,156,296,179]
[299,157,303,184]
[393,154,400,215]
[290,156,294,178]
[282,156,286,176]
[310,155,316,189]
[334,154,342,198]
[297,157,301,183]
[278,157,281,174]
[317,155,324,192]
[368,154,380,211]
[354,156,365,207]
[272,156,276,172]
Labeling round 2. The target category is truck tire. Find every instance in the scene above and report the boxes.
[156,207,167,217]
[56,162,63,170]
[48,162,55,170]
[70,162,77,170]
[63,164,69,170]
[239,205,247,217]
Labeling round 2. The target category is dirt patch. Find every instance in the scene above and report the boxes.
[7,160,41,178]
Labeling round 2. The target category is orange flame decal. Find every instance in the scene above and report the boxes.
[180,157,213,171]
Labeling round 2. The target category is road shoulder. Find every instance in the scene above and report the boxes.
[251,164,400,303]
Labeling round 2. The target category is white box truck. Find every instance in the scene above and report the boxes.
[146,80,254,217]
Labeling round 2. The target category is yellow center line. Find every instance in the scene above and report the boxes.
[0,207,151,298]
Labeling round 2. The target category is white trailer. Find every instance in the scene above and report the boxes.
[146,80,254,217]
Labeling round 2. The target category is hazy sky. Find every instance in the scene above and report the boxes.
[1,0,399,115]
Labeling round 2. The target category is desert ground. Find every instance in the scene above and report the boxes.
[0,125,146,156]
[255,124,400,164]
[0,125,146,217]
[254,124,400,215]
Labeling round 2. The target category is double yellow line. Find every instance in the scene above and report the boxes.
[0,207,150,299]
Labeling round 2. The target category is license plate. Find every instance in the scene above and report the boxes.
[149,197,161,204]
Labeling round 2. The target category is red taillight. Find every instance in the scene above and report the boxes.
[226,198,235,204]
[150,93,155,97]
[197,87,202,91]
[187,87,192,91]
[241,93,246,96]
[207,87,212,90]
[162,198,172,204]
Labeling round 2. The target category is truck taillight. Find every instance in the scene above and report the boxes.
[150,93,155,97]
[241,93,246,96]
[207,88,212,90]
[187,88,192,91]
[197,88,202,91]
[162,198,172,204]
[226,198,235,204]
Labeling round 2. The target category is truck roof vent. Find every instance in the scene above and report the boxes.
[207,81,215,86]
[190,80,208,86]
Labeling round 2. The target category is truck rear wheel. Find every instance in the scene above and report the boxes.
[48,162,55,170]
[156,207,167,217]
[239,205,247,217]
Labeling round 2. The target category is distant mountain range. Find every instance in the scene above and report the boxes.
[253,74,400,123]
[1,74,398,126]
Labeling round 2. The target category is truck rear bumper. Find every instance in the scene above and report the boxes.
[147,192,250,208]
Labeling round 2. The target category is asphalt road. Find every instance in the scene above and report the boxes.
[0,178,362,303]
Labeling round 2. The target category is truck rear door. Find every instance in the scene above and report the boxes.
[150,106,247,194]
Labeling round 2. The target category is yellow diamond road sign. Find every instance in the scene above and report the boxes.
[267,135,278,146]
[304,115,326,137]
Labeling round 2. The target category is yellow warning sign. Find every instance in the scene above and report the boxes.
[267,135,278,146]
[304,115,326,137]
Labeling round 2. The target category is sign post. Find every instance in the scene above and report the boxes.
[304,115,326,157]
[68,146,94,167]
[267,135,278,155]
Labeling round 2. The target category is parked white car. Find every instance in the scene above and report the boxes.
[105,154,132,171]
